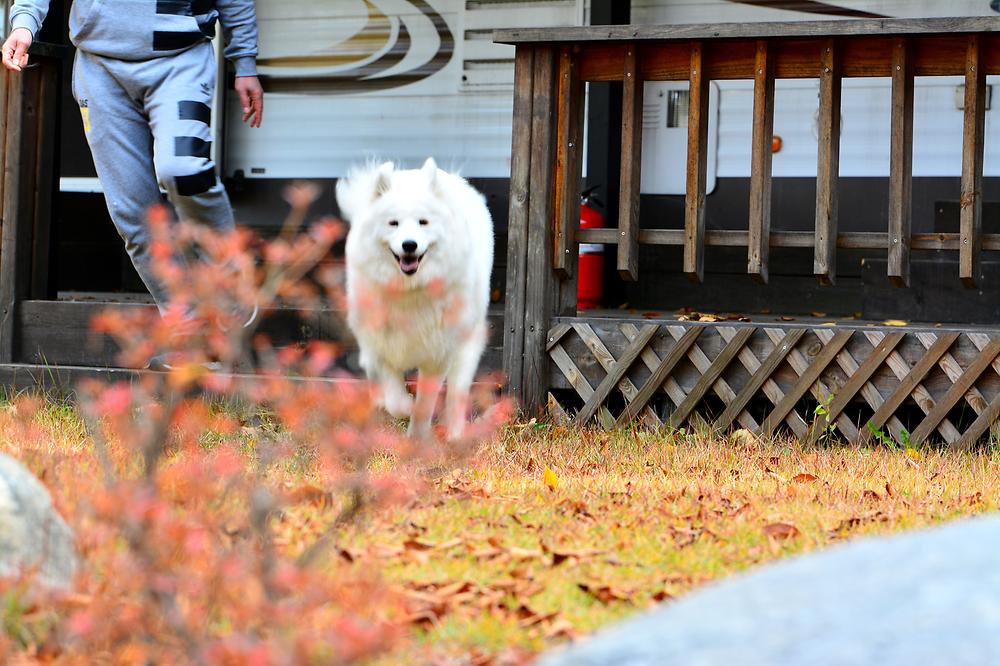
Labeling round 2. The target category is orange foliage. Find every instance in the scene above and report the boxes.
[1,185,511,663]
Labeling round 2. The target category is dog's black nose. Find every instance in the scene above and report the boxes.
[402,240,418,254]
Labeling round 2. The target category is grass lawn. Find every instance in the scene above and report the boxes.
[4,401,1000,664]
[331,424,1000,664]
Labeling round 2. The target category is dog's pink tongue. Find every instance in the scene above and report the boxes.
[400,256,420,273]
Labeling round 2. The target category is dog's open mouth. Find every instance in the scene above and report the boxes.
[393,252,423,276]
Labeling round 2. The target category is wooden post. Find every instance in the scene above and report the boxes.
[617,44,642,282]
[502,46,535,398]
[0,65,42,364]
[747,40,775,284]
[684,42,710,283]
[31,59,60,300]
[814,38,841,285]
[887,37,914,288]
[960,33,986,288]
[553,45,585,315]
[521,46,559,414]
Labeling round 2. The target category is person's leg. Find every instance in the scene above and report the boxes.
[144,42,234,235]
[71,50,171,306]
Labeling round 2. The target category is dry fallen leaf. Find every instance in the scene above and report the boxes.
[514,603,558,628]
[403,538,436,552]
[544,619,580,640]
[792,473,819,484]
[543,544,608,567]
[862,489,882,502]
[650,589,675,605]
[884,319,908,327]
[577,582,634,605]
[762,522,800,540]
[544,466,559,492]
[284,484,334,509]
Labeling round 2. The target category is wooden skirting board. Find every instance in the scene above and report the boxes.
[547,317,1000,448]
[14,300,505,372]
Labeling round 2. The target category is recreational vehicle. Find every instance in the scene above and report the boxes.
[6,0,1000,314]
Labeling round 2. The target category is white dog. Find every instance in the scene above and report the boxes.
[336,158,494,441]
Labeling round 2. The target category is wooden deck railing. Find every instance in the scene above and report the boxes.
[496,17,1000,413]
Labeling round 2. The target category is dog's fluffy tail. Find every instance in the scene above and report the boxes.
[335,160,394,223]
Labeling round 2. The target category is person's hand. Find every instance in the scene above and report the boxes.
[2,28,33,72]
[235,75,264,128]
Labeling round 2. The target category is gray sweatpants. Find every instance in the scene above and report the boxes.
[72,41,234,309]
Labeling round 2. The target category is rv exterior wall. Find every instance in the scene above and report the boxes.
[222,0,1000,191]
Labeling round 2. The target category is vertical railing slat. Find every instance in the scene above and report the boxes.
[617,44,643,282]
[553,45,585,314]
[814,38,841,285]
[960,33,986,288]
[748,40,775,284]
[684,42,711,283]
[553,45,583,281]
[888,37,914,287]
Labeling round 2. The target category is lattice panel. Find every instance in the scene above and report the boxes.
[547,320,1000,447]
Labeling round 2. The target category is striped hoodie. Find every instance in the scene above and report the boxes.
[10,0,258,76]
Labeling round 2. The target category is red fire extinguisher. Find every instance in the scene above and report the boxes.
[578,186,604,310]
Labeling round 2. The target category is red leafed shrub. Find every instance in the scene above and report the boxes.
[0,184,511,663]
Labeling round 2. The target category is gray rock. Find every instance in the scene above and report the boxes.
[0,453,78,590]
[540,516,1000,666]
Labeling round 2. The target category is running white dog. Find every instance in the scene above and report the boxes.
[337,158,494,441]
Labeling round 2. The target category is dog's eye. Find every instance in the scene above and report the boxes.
[388,220,399,227]
[419,219,429,226]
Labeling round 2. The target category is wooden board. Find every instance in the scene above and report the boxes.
[502,46,535,396]
[0,66,41,363]
[887,38,914,287]
[496,18,1000,45]
[960,34,986,288]
[814,39,841,285]
[577,229,1000,252]
[553,45,584,284]
[683,42,710,283]
[617,44,643,282]
[521,46,560,414]
[747,40,775,284]
[569,33,1000,82]
[16,300,505,372]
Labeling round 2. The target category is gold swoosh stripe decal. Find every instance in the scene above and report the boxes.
[260,0,456,95]
[257,0,393,70]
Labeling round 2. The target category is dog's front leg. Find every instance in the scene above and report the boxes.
[408,372,442,440]
[372,365,413,419]
[445,332,486,441]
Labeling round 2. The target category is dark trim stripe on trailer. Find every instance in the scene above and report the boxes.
[723,0,888,18]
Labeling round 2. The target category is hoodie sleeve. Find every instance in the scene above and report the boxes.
[215,0,259,78]
[9,0,50,36]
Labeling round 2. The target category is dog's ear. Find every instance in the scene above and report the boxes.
[422,157,438,189]
[374,161,395,198]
